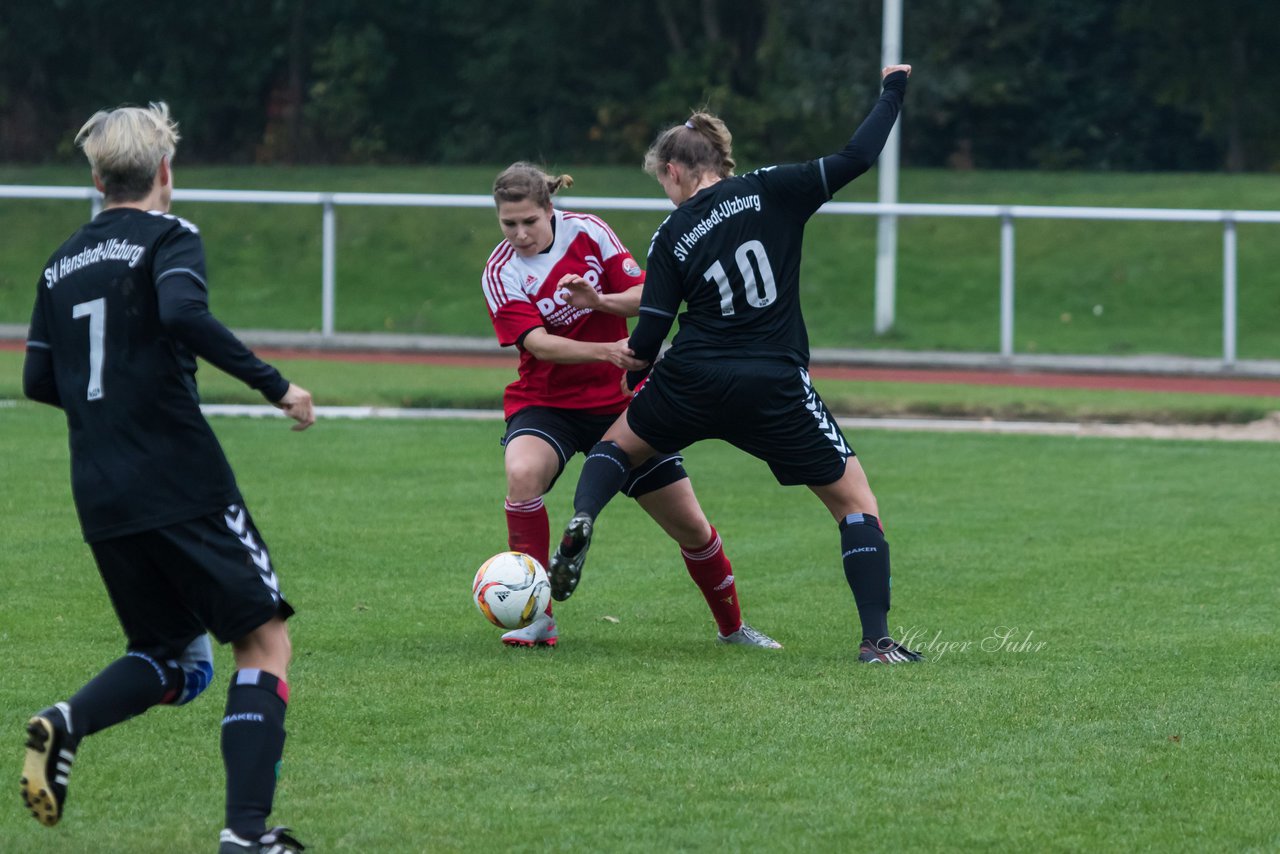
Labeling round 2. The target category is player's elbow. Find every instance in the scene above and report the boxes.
[158,306,194,336]
[22,376,60,407]
[158,301,212,344]
[839,150,876,178]
[22,355,61,407]
[517,328,561,363]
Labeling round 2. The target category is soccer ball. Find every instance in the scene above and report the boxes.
[472,551,551,630]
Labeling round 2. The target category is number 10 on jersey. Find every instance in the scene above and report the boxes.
[702,240,777,316]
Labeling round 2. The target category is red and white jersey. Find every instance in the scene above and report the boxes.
[483,209,645,418]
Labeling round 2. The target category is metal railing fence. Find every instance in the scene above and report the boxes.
[4,184,1277,368]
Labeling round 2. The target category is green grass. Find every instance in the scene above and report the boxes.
[2,348,1276,425]
[2,398,1278,851]
[2,165,1279,359]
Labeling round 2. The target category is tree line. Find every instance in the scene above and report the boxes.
[1,0,1274,172]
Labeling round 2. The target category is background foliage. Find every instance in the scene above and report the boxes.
[2,0,1277,171]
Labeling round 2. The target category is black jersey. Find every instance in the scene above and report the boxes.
[25,208,275,542]
[640,161,830,366]
[629,71,907,387]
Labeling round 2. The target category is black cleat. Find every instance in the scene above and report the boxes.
[548,512,593,601]
[20,706,75,827]
[219,825,307,853]
[858,638,924,664]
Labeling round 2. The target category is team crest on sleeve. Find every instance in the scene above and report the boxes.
[623,258,642,277]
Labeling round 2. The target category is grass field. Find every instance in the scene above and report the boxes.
[2,391,1277,851]
[2,164,1279,360]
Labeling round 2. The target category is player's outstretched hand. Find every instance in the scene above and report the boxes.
[882,64,911,79]
[275,383,315,431]
[602,339,647,372]
[557,274,602,310]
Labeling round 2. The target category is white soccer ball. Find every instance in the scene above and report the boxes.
[472,551,551,630]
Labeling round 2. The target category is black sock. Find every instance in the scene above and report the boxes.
[573,441,631,519]
[222,669,289,839]
[840,513,891,644]
[63,652,182,746]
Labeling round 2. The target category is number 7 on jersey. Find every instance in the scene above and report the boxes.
[72,297,106,400]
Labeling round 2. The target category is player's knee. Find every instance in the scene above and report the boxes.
[506,460,552,498]
[671,516,713,550]
[233,617,292,676]
[135,634,214,706]
[277,626,293,668]
[171,633,215,705]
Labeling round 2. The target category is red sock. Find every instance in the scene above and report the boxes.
[505,497,553,618]
[505,497,549,567]
[682,526,741,636]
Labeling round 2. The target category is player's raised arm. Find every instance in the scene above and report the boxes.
[820,64,911,195]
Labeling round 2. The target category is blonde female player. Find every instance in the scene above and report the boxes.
[482,162,778,650]
[550,67,924,665]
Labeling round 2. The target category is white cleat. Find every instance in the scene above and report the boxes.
[501,612,558,647]
[717,623,782,649]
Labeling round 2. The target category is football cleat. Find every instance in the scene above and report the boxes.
[20,704,75,827]
[218,825,306,853]
[858,638,924,664]
[717,624,783,649]
[501,612,558,647]
[548,512,594,601]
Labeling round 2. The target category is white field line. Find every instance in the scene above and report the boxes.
[198,404,1280,443]
[204,404,505,421]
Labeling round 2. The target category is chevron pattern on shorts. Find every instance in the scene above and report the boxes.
[799,367,851,457]
[224,504,281,601]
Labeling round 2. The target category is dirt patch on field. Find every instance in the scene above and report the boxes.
[1070,411,1280,441]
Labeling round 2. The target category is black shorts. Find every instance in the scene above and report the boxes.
[89,503,295,655]
[626,355,854,487]
[502,405,689,498]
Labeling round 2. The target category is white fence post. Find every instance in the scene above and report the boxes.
[1222,218,1237,368]
[1000,213,1015,358]
[322,197,336,338]
[874,0,904,335]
